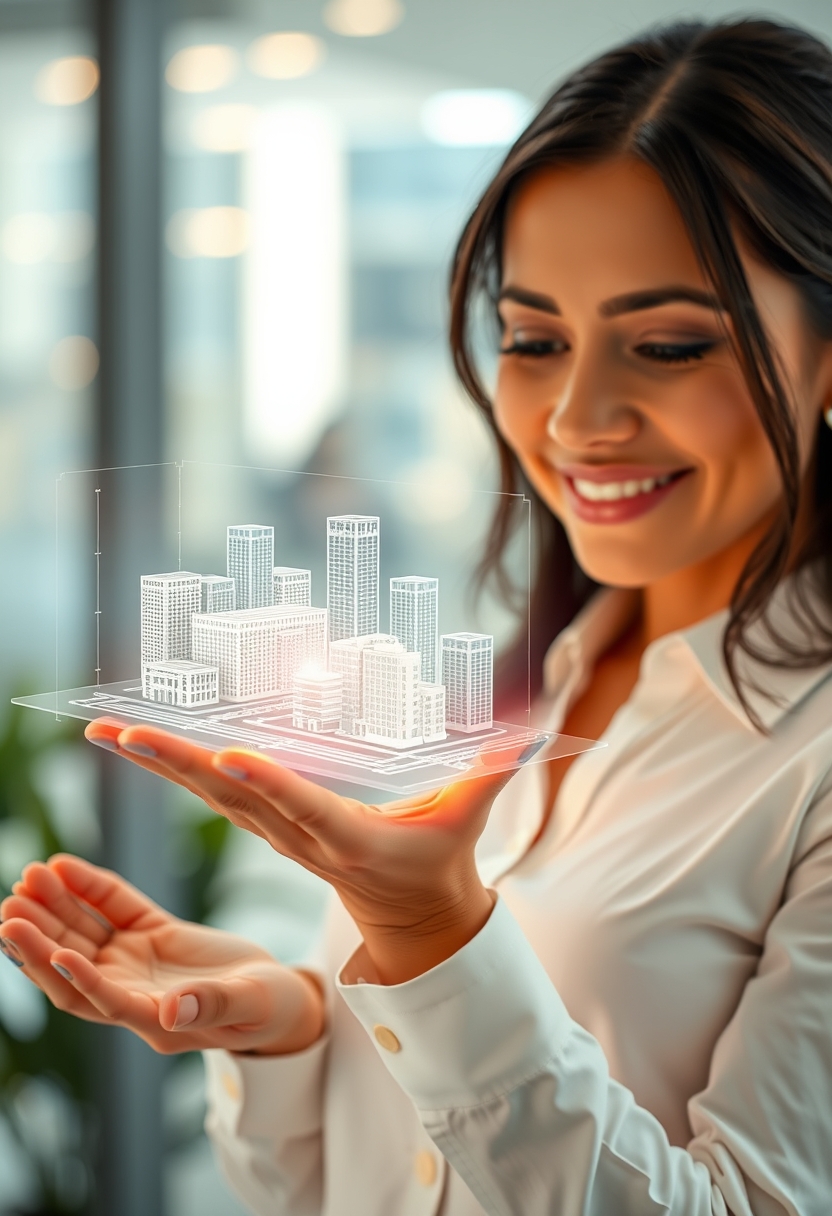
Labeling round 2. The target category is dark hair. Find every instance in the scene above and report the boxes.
[451,18,832,728]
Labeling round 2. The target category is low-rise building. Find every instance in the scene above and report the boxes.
[142,660,219,707]
[192,605,327,701]
[292,669,343,733]
[273,567,312,606]
[200,575,236,613]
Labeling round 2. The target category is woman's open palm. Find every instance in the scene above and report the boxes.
[0,855,324,1055]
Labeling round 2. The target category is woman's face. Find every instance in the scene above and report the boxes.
[494,157,831,588]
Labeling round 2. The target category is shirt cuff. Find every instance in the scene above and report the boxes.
[203,1032,329,1139]
[335,895,573,1111]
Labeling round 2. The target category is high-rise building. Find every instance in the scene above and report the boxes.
[140,572,201,670]
[329,632,398,733]
[273,567,311,606]
[192,605,327,701]
[142,660,219,707]
[227,525,275,610]
[326,515,379,641]
[292,670,343,733]
[441,632,493,732]
[418,682,447,743]
[390,575,438,682]
[361,642,422,749]
[200,575,236,614]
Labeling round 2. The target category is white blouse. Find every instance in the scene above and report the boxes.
[204,578,832,1216]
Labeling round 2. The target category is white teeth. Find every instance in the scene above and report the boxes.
[572,474,674,502]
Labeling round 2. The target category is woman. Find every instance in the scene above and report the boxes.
[4,17,832,1215]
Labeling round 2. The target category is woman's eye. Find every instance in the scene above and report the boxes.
[500,337,567,357]
[634,340,717,364]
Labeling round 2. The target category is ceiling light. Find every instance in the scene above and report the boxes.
[421,89,531,147]
[191,104,259,153]
[35,56,99,106]
[165,45,238,94]
[49,336,99,390]
[323,0,403,37]
[247,32,325,80]
[166,207,249,258]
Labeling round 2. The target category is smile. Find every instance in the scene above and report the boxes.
[559,466,691,524]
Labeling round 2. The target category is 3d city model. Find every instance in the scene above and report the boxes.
[15,513,567,794]
[139,516,492,749]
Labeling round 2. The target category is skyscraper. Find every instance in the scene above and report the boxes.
[273,567,312,606]
[361,641,422,748]
[227,525,275,610]
[441,632,493,732]
[390,575,438,682]
[140,572,201,670]
[326,515,379,641]
[200,575,236,613]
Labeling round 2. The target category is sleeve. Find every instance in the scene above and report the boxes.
[203,1032,329,1216]
[336,829,832,1216]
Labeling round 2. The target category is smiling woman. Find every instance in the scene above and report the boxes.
[6,16,832,1216]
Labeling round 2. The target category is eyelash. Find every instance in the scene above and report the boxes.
[499,339,717,363]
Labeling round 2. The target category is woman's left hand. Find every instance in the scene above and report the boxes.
[86,721,529,984]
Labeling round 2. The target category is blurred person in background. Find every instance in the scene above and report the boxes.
[5,16,832,1216]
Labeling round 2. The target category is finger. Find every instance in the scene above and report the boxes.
[211,750,359,850]
[0,889,100,961]
[158,973,269,1034]
[0,919,111,1023]
[49,946,161,1032]
[47,855,167,933]
[17,861,114,947]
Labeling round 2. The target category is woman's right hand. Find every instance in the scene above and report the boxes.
[0,854,325,1056]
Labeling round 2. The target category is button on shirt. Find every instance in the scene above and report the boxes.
[339,578,832,1216]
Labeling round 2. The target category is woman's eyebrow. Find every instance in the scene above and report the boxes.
[498,284,725,317]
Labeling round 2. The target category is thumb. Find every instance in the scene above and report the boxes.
[432,734,548,826]
[159,974,269,1034]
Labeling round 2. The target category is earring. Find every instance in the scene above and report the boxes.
[825,408,832,430]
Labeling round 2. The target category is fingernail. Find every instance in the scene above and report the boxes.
[120,741,158,758]
[215,763,249,782]
[0,940,24,968]
[51,962,74,981]
[519,738,547,764]
[88,735,119,752]
[174,994,199,1028]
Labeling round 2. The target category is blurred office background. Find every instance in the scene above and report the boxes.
[1,0,832,1212]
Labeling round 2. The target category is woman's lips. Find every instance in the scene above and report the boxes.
[559,467,691,524]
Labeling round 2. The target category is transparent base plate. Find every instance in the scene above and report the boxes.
[13,680,602,796]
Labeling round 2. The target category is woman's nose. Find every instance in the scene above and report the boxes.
[546,350,641,448]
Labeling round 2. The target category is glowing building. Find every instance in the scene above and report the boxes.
[227,525,275,610]
[326,515,379,641]
[441,632,493,732]
[390,575,438,683]
[140,572,201,671]
[292,669,343,733]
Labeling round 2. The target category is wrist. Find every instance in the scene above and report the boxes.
[357,883,496,986]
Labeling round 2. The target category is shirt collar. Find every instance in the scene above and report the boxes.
[543,570,832,733]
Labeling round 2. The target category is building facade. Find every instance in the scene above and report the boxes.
[292,670,343,733]
[329,632,398,733]
[441,632,494,732]
[192,605,327,701]
[390,575,438,682]
[418,682,447,743]
[200,575,236,614]
[361,641,422,748]
[140,572,201,670]
[142,660,219,707]
[273,567,312,606]
[227,525,275,610]
[326,515,379,641]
